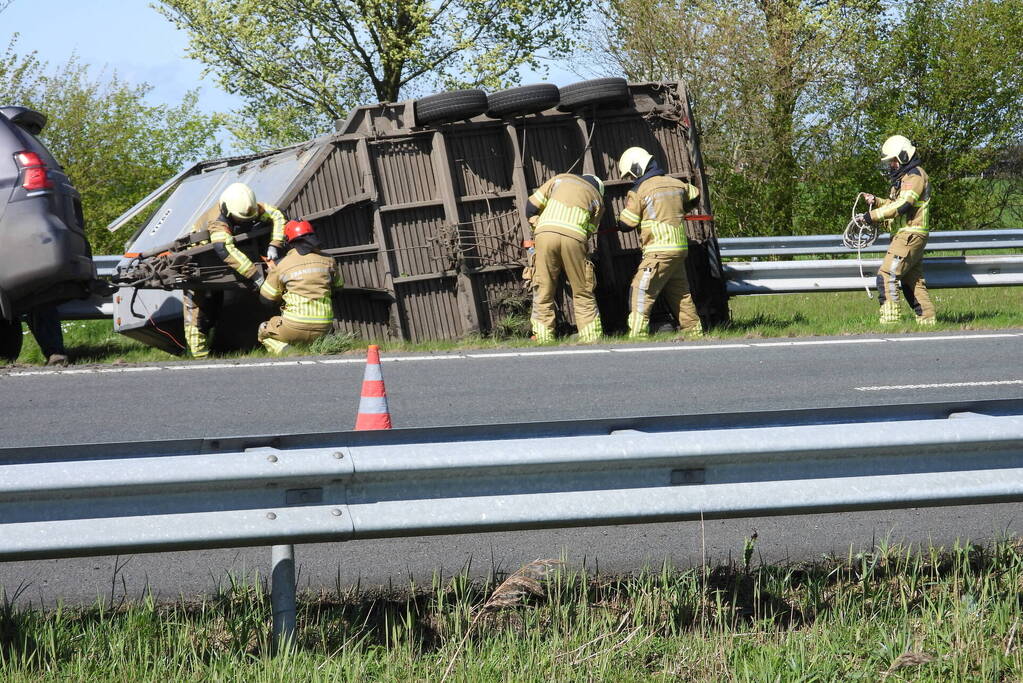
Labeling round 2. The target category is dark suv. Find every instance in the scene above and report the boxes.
[0,105,95,361]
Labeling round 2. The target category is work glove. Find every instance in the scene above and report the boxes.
[855,212,873,226]
[266,245,280,261]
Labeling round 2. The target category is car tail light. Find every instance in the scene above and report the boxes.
[14,151,53,191]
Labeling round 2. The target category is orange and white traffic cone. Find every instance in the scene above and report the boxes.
[355,344,392,430]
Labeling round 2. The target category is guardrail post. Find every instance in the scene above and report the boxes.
[271,544,296,650]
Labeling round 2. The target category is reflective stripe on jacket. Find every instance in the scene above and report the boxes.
[528,174,604,242]
[259,249,343,325]
[869,166,930,235]
[190,202,288,277]
[618,175,700,254]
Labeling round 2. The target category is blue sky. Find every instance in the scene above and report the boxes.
[1,0,241,113]
[1,0,585,120]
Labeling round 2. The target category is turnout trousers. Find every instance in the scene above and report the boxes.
[530,231,602,342]
[182,289,223,358]
[257,316,332,354]
[876,231,935,322]
[627,252,701,338]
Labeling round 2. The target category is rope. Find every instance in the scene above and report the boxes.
[843,193,877,299]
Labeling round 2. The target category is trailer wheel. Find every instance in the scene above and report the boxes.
[0,318,24,363]
[486,84,560,118]
[414,89,489,126]
[557,78,630,111]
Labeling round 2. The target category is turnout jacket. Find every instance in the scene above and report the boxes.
[618,172,700,255]
[527,174,605,243]
[258,248,344,326]
[191,202,288,279]
[868,164,931,235]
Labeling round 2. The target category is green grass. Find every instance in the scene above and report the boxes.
[9,286,1023,367]
[4,539,1023,680]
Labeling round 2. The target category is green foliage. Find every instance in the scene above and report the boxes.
[307,330,359,354]
[155,0,589,149]
[593,0,1023,238]
[0,37,224,255]
[861,0,1023,230]
[595,0,882,237]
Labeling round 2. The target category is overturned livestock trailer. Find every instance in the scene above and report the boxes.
[110,79,728,353]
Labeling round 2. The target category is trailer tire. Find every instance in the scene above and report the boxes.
[414,89,489,126]
[557,78,630,111]
[0,318,23,362]
[486,84,560,118]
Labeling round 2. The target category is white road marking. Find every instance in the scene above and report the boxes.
[749,339,887,347]
[887,333,1019,342]
[612,343,750,352]
[4,331,1021,378]
[856,380,1023,392]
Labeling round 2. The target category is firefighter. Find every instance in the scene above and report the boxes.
[616,146,703,339]
[183,182,286,358]
[857,135,935,325]
[524,172,606,342]
[257,220,343,354]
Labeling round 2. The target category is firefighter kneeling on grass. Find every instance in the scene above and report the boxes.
[257,220,344,354]
[616,147,703,339]
[525,172,605,343]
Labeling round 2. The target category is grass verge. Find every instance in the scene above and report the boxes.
[10,286,1023,366]
[3,539,1023,680]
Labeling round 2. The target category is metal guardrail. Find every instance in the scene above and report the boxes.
[725,255,1023,294]
[718,229,1023,258]
[62,231,1023,321]
[3,399,1023,643]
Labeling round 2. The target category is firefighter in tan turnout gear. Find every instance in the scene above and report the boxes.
[525,172,606,342]
[858,135,935,325]
[616,147,703,338]
[257,220,343,354]
[183,182,287,358]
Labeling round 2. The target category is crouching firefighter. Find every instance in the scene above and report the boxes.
[183,182,286,358]
[257,220,344,354]
[524,172,606,343]
[616,146,703,339]
[856,135,935,325]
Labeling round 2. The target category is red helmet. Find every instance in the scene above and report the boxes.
[284,220,315,242]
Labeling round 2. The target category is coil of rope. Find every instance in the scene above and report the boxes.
[842,192,879,299]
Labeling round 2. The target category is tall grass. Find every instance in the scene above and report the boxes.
[4,540,1023,680]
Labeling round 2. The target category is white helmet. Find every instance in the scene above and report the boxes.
[880,135,916,165]
[219,182,259,221]
[618,147,653,179]
[581,173,605,196]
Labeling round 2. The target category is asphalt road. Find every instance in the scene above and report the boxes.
[3,329,1023,605]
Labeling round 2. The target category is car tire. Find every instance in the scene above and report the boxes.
[0,318,24,362]
[486,84,560,118]
[557,78,630,111]
[414,90,489,126]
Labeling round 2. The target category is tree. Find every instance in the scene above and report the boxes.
[594,0,882,236]
[0,39,225,254]
[155,0,589,149]
[860,0,1023,230]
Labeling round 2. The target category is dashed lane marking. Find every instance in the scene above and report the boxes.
[856,379,1023,391]
[4,331,1021,378]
